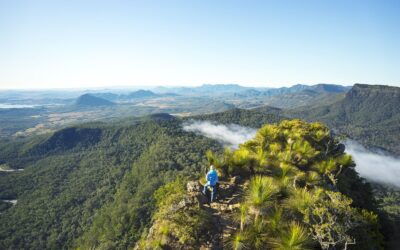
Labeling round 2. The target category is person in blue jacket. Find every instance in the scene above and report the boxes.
[203,165,219,202]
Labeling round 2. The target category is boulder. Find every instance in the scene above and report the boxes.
[170,196,199,213]
[211,203,229,212]
[187,181,202,193]
[195,193,209,205]
[230,176,242,184]
[218,183,235,198]
[227,195,242,205]
[228,203,241,211]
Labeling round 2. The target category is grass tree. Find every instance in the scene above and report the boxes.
[271,222,312,250]
[248,218,269,249]
[237,204,250,232]
[312,158,340,185]
[229,231,249,250]
[284,187,321,215]
[204,120,382,250]
[245,176,279,222]
[266,207,284,234]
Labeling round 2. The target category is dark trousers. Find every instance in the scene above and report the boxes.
[203,183,218,202]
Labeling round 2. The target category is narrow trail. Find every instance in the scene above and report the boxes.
[203,180,244,250]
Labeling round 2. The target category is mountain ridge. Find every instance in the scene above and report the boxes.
[283,84,400,155]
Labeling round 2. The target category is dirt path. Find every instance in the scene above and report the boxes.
[203,181,244,250]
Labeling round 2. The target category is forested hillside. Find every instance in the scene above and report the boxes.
[188,106,284,128]
[286,84,400,155]
[0,118,221,249]
[0,108,283,249]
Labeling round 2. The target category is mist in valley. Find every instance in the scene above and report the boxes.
[345,140,400,188]
[184,121,400,188]
[183,120,257,149]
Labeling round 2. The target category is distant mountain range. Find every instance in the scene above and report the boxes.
[188,84,400,155]
[152,84,248,95]
[234,83,350,97]
[75,94,115,106]
[89,90,178,102]
[152,83,350,96]
[80,83,350,109]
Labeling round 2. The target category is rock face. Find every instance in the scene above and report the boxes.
[230,175,243,185]
[342,84,400,124]
[187,181,202,193]
[287,84,400,155]
[186,181,209,205]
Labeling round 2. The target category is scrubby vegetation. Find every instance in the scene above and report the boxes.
[175,120,382,249]
[136,120,384,249]
[136,178,214,249]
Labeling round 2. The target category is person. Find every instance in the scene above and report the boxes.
[203,165,219,202]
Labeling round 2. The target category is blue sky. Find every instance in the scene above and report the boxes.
[0,0,399,89]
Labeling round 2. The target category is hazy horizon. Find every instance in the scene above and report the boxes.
[1,1,399,89]
[0,82,356,91]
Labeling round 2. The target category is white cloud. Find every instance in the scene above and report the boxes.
[345,140,400,188]
[183,121,400,188]
[183,120,257,149]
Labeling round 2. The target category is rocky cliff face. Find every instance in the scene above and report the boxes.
[342,84,400,124]
[286,84,400,155]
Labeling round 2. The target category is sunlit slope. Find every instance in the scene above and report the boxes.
[138,120,382,250]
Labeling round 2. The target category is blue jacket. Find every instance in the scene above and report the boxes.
[206,169,219,186]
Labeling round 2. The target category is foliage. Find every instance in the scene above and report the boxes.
[245,176,278,221]
[0,119,221,249]
[209,119,383,249]
[137,178,214,249]
[372,184,400,249]
[305,191,381,250]
[188,107,284,128]
[270,222,312,250]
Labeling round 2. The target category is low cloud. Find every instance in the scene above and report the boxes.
[183,120,256,149]
[183,121,400,188]
[345,140,400,188]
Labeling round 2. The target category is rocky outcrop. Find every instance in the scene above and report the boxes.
[188,178,245,249]
[136,177,245,250]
